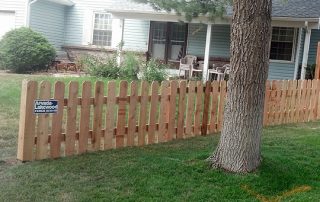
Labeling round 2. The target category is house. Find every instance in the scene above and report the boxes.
[1,0,320,80]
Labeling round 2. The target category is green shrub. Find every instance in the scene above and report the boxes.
[141,59,168,83]
[83,54,120,79]
[0,27,56,73]
[119,52,140,80]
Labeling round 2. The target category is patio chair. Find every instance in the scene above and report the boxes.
[207,64,219,80]
[190,61,204,78]
[179,55,197,78]
[208,64,230,81]
[219,64,231,80]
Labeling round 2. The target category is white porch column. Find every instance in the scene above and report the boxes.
[294,28,303,79]
[117,19,125,66]
[202,24,212,82]
[301,27,312,80]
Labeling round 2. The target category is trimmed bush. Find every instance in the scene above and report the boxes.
[0,27,56,73]
[83,54,120,79]
[119,52,140,80]
[141,59,168,83]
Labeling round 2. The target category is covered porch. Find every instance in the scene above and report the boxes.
[110,9,320,81]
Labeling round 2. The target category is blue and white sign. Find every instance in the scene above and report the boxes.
[34,100,58,114]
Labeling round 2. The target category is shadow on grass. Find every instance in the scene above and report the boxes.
[0,123,319,201]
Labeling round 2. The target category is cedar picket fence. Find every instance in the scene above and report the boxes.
[17,79,320,161]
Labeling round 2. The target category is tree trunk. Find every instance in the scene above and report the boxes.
[208,0,272,173]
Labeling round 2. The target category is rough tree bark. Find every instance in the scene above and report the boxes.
[208,0,272,173]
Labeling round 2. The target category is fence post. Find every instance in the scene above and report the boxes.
[17,80,38,161]
[315,42,320,79]
[201,81,211,136]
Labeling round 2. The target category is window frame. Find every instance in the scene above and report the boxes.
[148,21,188,63]
[91,12,113,47]
[269,27,297,64]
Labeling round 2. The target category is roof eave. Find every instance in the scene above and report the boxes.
[46,0,75,6]
[108,9,319,24]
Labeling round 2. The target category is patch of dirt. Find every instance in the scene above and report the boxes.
[0,70,87,77]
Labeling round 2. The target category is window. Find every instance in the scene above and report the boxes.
[169,23,186,60]
[149,22,187,62]
[270,27,295,61]
[92,13,112,46]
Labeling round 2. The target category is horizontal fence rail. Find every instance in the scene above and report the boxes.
[17,79,320,161]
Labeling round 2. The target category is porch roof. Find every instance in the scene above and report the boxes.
[108,0,320,24]
[45,0,74,6]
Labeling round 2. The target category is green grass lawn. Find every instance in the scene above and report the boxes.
[0,73,319,201]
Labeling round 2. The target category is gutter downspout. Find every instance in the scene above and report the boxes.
[26,0,39,27]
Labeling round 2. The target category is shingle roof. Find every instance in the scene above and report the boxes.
[272,0,320,18]
[110,0,320,19]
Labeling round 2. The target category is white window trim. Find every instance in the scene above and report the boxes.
[269,27,297,63]
[90,11,113,48]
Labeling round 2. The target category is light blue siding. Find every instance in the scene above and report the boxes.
[123,19,150,52]
[268,62,295,80]
[187,24,230,57]
[64,2,85,45]
[308,29,320,65]
[64,0,150,51]
[187,23,299,80]
[64,0,126,46]
[29,1,66,49]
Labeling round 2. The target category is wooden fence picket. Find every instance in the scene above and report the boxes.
[168,81,178,140]
[279,81,287,124]
[185,81,196,137]
[209,81,219,132]
[306,80,313,121]
[104,81,116,150]
[127,81,138,146]
[158,81,170,142]
[293,80,302,122]
[317,80,320,120]
[177,81,187,139]
[217,81,227,131]
[287,80,294,123]
[148,81,159,144]
[288,80,296,123]
[275,80,283,125]
[299,80,307,122]
[78,81,91,154]
[92,81,104,150]
[309,80,316,121]
[17,80,38,161]
[116,81,128,148]
[50,81,65,158]
[194,81,203,136]
[269,81,277,125]
[263,81,271,126]
[35,81,51,160]
[138,81,149,145]
[201,81,211,136]
[65,82,79,156]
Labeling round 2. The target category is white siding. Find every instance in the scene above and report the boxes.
[123,19,150,52]
[29,1,66,49]
[0,11,16,39]
[0,0,26,28]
